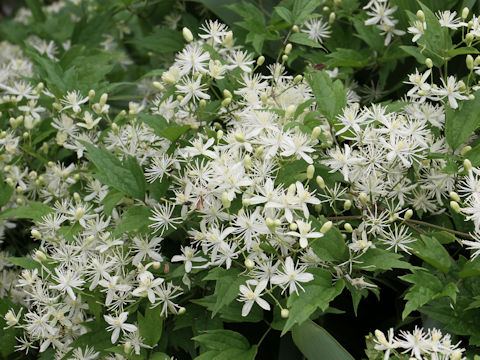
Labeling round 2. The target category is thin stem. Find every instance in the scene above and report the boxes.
[405,219,473,239]
[258,326,272,347]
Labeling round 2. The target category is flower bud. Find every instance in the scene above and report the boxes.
[320,221,332,233]
[178,307,186,315]
[292,25,299,33]
[242,198,251,206]
[475,56,480,66]
[244,258,255,269]
[281,308,290,318]
[257,56,265,66]
[285,43,292,55]
[223,89,232,98]
[462,7,469,19]
[35,250,47,262]
[329,12,336,23]
[294,74,303,83]
[315,204,322,212]
[31,229,41,239]
[425,58,433,68]
[449,192,461,203]
[464,158,473,171]
[123,341,132,354]
[450,201,461,213]
[469,94,475,100]
[404,209,413,220]
[100,93,108,106]
[461,145,472,155]
[316,175,326,189]
[306,165,315,180]
[282,54,288,62]
[374,330,388,347]
[153,81,164,90]
[285,104,296,118]
[88,89,95,100]
[343,200,352,211]
[359,192,368,203]
[244,154,252,168]
[221,192,231,209]
[266,217,276,231]
[152,261,161,270]
[416,10,425,22]
[467,55,475,70]
[344,223,353,232]
[234,130,245,142]
[182,27,194,42]
[290,222,298,231]
[199,99,207,108]
[221,97,232,107]
[217,129,224,140]
[312,126,321,139]
[466,32,474,44]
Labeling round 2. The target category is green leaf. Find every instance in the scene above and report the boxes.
[292,0,321,24]
[0,201,52,221]
[400,270,458,319]
[25,0,46,22]
[135,29,184,54]
[326,48,371,67]
[289,33,324,48]
[81,141,146,200]
[275,6,293,24]
[292,320,355,360]
[446,46,480,58]
[445,89,480,149]
[306,71,346,123]
[409,235,452,273]
[310,217,346,262]
[203,267,246,316]
[192,295,263,323]
[161,125,191,142]
[112,206,152,236]
[282,268,344,335]
[150,353,171,360]
[100,190,124,216]
[459,257,480,278]
[193,329,249,351]
[352,17,384,53]
[0,174,13,206]
[138,305,164,346]
[6,257,42,271]
[355,248,414,271]
[193,330,258,360]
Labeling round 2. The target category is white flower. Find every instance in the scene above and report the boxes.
[238,279,270,316]
[176,76,210,106]
[60,90,89,113]
[287,220,323,248]
[171,246,205,273]
[302,18,331,43]
[49,267,85,300]
[175,43,210,75]
[104,312,138,344]
[270,257,314,295]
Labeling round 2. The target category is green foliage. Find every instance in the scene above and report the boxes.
[82,141,146,200]
[283,268,345,335]
[292,320,355,360]
[193,329,258,360]
[445,89,480,149]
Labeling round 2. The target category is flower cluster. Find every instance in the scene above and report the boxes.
[372,327,466,360]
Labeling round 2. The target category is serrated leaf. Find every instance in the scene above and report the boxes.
[6,257,42,271]
[310,217,346,262]
[445,89,480,149]
[400,271,457,319]
[355,248,414,271]
[0,201,52,221]
[275,6,293,24]
[306,71,346,123]
[203,267,246,316]
[289,33,324,48]
[81,141,146,200]
[138,305,164,346]
[282,269,344,335]
[193,330,257,360]
[409,235,452,273]
[100,190,124,216]
[112,206,152,236]
[292,320,354,360]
